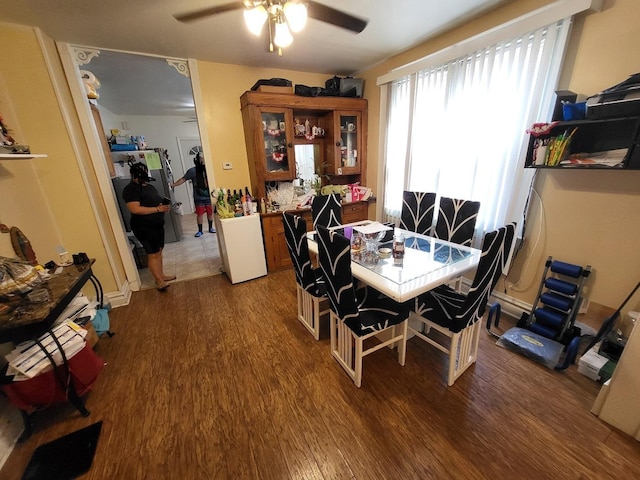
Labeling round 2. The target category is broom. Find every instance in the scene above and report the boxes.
[582,280,640,355]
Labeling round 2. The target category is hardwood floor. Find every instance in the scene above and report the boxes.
[2,270,639,479]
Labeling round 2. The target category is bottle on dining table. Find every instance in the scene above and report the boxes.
[393,233,405,259]
[350,229,363,255]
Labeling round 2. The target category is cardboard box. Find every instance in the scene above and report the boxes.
[578,347,611,381]
[82,320,100,348]
[256,85,293,94]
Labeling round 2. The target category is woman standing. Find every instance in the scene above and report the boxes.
[170,152,215,237]
[122,162,175,290]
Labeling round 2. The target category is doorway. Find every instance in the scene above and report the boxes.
[63,46,221,290]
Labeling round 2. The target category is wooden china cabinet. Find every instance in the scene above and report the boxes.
[240,91,370,271]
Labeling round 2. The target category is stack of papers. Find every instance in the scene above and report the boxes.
[353,222,392,234]
[561,148,627,167]
[5,321,87,380]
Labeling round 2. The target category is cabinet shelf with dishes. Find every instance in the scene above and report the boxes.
[524,117,640,169]
[240,91,370,272]
[240,91,368,199]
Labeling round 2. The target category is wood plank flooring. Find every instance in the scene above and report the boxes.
[2,269,639,479]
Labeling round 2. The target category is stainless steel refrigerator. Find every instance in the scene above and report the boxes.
[111,148,182,244]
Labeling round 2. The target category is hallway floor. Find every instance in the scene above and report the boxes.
[138,213,223,290]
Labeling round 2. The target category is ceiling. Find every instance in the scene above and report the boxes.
[1,0,511,116]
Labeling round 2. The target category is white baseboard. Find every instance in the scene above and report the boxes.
[455,277,532,322]
[105,280,132,309]
[488,289,532,321]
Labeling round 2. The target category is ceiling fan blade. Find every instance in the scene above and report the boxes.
[306,1,368,33]
[174,1,245,23]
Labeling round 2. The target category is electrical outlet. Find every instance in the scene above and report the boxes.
[223,162,233,170]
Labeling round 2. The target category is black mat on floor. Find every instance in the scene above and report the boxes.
[21,421,102,480]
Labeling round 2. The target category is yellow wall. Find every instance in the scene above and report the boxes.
[195,63,328,191]
[359,0,640,310]
[0,24,122,293]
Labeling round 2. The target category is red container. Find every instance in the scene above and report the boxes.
[1,344,104,412]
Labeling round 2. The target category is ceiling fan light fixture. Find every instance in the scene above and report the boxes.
[273,18,293,48]
[243,5,268,36]
[283,1,307,33]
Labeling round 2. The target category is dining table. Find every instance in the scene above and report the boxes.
[307,221,482,303]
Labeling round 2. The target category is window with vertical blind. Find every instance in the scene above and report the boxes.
[380,18,572,241]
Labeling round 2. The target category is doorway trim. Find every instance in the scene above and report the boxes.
[57,42,140,296]
[56,43,207,294]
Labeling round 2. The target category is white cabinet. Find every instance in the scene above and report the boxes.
[214,214,267,284]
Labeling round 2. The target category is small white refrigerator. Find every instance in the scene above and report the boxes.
[214,214,267,284]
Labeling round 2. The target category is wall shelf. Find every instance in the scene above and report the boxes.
[524,117,640,169]
[0,154,47,159]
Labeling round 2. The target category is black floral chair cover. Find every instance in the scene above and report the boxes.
[400,191,436,236]
[410,224,511,385]
[283,213,325,296]
[311,193,342,229]
[282,213,329,340]
[434,196,481,246]
[316,225,409,387]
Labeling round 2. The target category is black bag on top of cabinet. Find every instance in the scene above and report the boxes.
[251,78,292,91]
[294,85,335,97]
[324,76,364,98]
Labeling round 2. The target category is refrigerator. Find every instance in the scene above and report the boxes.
[214,214,267,284]
[111,148,182,243]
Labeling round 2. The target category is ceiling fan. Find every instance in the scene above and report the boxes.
[174,1,368,55]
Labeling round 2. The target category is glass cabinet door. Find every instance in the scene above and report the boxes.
[260,108,295,181]
[333,111,362,175]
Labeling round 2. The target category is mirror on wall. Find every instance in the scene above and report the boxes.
[295,144,319,182]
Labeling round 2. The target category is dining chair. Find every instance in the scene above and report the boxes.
[282,213,330,340]
[316,225,410,387]
[433,196,481,247]
[409,223,513,386]
[311,193,342,229]
[400,191,436,235]
[434,196,481,291]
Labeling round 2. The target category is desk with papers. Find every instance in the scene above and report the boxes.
[0,260,102,343]
[0,260,104,440]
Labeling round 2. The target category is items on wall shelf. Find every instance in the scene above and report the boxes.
[0,154,47,159]
[524,117,640,169]
[1,112,38,156]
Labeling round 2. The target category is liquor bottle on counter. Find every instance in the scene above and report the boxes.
[241,192,250,216]
[233,190,242,216]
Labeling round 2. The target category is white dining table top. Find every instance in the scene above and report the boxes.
[307,222,481,303]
